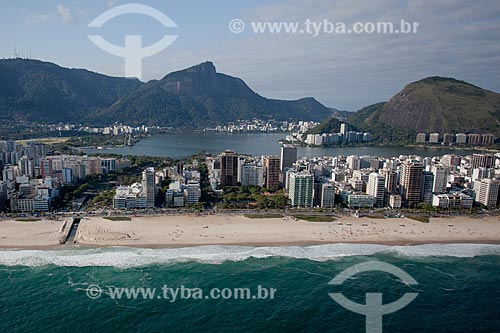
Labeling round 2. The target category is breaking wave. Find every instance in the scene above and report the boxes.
[0,243,499,268]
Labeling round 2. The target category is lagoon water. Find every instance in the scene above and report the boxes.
[85,132,483,158]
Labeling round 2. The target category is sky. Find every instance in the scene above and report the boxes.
[1,0,499,110]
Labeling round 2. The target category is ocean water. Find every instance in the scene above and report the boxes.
[1,244,500,332]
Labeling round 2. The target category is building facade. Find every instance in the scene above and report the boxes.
[400,161,423,207]
[280,145,297,171]
[263,156,281,191]
[220,150,239,187]
[288,172,314,207]
[367,173,385,207]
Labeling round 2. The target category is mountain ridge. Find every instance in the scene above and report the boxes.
[377,76,500,135]
[0,58,142,123]
[0,58,333,127]
[311,76,500,142]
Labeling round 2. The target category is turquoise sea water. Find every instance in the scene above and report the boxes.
[1,244,500,332]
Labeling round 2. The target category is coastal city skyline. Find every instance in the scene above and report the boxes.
[2,134,499,215]
[1,1,500,332]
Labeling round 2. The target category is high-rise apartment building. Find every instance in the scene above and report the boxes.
[184,181,201,205]
[319,183,335,208]
[455,133,467,144]
[340,123,347,136]
[421,171,435,204]
[482,134,495,146]
[429,133,439,143]
[288,172,314,207]
[280,145,297,171]
[220,150,239,186]
[416,133,426,143]
[441,154,461,168]
[476,178,499,209]
[142,167,157,207]
[471,154,495,169]
[240,163,264,187]
[41,159,53,179]
[381,169,397,194]
[367,173,385,208]
[443,133,454,144]
[431,165,448,193]
[263,156,281,190]
[400,161,423,207]
[100,158,117,173]
[0,181,7,211]
[346,155,361,171]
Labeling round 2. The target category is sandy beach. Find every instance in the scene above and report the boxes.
[1,215,499,249]
[0,219,67,248]
[71,214,500,247]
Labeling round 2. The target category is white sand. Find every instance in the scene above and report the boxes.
[74,214,500,247]
[0,220,67,247]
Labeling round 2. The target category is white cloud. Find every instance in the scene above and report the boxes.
[201,0,500,109]
[116,0,500,110]
[57,4,76,24]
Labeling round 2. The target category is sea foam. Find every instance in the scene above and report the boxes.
[0,243,499,268]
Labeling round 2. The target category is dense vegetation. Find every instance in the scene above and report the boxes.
[0,58,141,123]
[103,216,132,221]
[243,213,284,219]
[219,186,288,209]
[346,77,500,140]
[346,102,417,143]
[291,215,336,222]
[310,77,500,143]
[0,59,332,127]
[91,62,331,126]
[305,116,345,135]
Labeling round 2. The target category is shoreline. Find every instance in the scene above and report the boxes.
[0,214,499,250]
[3,239,500,251]
[2,241,500,251]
